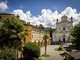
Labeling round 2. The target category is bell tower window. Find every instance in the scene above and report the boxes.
[63,27,65,30]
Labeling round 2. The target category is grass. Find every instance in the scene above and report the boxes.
[35,58,42,60]
[42,54,50,57]
[18,58,42,60]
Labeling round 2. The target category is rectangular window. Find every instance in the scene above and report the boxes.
[0,16,1,19]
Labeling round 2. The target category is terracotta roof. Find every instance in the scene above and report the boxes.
[25,23,49,31]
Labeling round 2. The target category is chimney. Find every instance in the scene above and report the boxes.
[27,22,30,25]
[16,15,20,19]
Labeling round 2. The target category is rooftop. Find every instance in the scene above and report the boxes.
[0,13,13,15]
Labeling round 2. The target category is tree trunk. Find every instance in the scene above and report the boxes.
[17,49,18,60]
[21,50,23,59]
[45,39,47,55]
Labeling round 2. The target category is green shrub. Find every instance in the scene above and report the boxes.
[23,42,40,60]
[55,46,66,51]
[0,47,17,60]
[57,47,62,51]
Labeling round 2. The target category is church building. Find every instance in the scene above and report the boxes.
[52,15,73,43]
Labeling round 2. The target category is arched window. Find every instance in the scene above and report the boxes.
[63,38,65,42]
[63,27,65,30]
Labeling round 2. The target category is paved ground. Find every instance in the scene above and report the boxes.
[40,45,66,60]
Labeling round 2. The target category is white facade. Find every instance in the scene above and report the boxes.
[52,15,73,42]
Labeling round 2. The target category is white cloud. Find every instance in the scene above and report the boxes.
[0,1,8,11]
[61,7,80,25]
[12,7,80,28]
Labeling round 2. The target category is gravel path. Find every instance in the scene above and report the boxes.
[40,45,66,60]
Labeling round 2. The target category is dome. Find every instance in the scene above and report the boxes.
[61,15,68,21]
[61,15,67,19]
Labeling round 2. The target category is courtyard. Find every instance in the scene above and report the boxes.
[0,0,80,60]
[40,45,65,60]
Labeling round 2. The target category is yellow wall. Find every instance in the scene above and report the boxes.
[25,25,32,41]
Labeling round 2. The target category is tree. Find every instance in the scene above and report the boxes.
[0,18,27,60]
[39,24,44,29]
[71,22,80,49]
[43,35,49,55]
[49,28,55,45]
[23,42,40,60]
[0,18,27,49]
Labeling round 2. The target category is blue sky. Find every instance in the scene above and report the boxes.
[0,0,80,15]
[0,0,80,28]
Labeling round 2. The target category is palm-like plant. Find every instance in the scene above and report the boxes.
[43,35,49,55]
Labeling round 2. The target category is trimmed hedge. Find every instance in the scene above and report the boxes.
[23,42,40,60]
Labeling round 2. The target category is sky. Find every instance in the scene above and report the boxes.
[0,0,80,28]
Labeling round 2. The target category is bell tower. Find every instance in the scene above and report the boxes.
[56,18,58,23]
[70,17,73,23]
[56,18,59,28]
